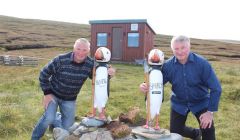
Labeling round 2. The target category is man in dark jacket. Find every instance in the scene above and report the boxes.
[140,35,222,140]
[32,38,115,140]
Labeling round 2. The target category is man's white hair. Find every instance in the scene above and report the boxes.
[171,35,190,49]
[74,38,90,49]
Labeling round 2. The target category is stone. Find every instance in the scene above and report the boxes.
[65,134,80,140]
[79,130,98,140]
[68,122,80,133]
[119,107,144,125]
[131,126,171,139]
[106,121,132,139]
[79,130,113,140]
[96,130,113,140]
[72,125,97,136]
[53,127,69,140]
[135,133,183,140]
[81,117,105,127]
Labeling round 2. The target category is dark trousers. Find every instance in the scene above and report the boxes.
[170,108,215,140]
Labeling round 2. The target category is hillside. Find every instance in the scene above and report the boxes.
[1,15,240,62]
[0,15,90,50]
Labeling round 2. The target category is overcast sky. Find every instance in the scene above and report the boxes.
[1,0,240,40]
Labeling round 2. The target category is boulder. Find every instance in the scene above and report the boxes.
[81,117,106,127]
[119,107,144,125]
[53,127,69,140]
[79,130,113,140]
[106,121,132,139]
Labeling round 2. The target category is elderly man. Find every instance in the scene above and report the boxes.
[31,38,115,140]
[140,35,222,140]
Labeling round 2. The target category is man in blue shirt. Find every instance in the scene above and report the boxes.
[31,38,115,140]
[140,35,222,140]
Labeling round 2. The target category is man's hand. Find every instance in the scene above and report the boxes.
[139,83,149,94]
[108,65,116,77]
[43,94,54,109]
[199,111,214,129]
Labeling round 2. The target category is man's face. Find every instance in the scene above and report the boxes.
[73,42,90,63]
[171,42,190,64]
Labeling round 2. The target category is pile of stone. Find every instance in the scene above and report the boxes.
[53,117,134,140]
[52,107,181,140]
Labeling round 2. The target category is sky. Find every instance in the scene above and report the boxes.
[1,0,240,41]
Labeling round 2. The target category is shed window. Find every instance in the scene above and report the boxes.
[97,33,107,46]
[128,33,139,47]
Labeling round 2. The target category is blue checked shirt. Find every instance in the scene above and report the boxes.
[162,52,222,115]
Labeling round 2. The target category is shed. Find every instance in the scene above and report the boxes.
[89,19,156,62]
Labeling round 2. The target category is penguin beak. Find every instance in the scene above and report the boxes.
[151,51,160,63]
[95,49,104,60]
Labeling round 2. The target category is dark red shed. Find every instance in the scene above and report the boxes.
[89,19,156,62]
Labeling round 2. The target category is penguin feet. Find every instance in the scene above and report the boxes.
[98,112,106,120]
[143,124,149,129]
[154,125,160,130]
[143,121,149,129]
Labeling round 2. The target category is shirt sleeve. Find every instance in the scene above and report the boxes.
[88,67,93,79]
[201,61,222,112]
[39,56,60,95]
[88,59,95,79]
[162,63,169,85]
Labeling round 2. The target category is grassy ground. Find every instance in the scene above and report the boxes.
[0,48,240,140]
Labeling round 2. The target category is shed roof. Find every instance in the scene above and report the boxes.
[89,19,156,34]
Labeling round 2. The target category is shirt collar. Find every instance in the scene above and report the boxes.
[174,52,194,64]
[188,52,194,62]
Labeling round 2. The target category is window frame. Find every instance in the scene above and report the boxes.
[96,32,108,47]
[127,32,140,47]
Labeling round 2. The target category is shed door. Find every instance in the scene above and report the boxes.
[112,28,123,60]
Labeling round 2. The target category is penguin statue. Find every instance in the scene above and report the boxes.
[91,47,111,120]
[144,49,164,130]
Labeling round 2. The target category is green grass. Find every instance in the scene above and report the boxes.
[0,60,240,140]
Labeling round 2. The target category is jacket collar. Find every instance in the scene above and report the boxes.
[174,52,194,64]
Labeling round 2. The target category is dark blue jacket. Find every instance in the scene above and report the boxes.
[162,52,222,115]
[39,52,94,100]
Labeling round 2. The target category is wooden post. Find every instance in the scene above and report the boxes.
[144,58,150,126]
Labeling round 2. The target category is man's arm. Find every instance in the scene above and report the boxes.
[200,60,222,128]
[202,61,222,112]
[162,63,170,85]
[39,56,60,95]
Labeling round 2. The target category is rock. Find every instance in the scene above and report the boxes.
[119,107,143,125]
[65,134,80,140]
[131,126,175,140]
[79,129,114,140]
[81,117,106,127]
[79,130,98,140]
[106,121,132,139]
[106,121,121,130]
[73,125,97,136]
[53,127,69,140]
[115,135,136,140]
[135,133,183,140]
[111,124,132,139]
[68,122,80,133]
[107,115,113,123]
[96,130,114,140]
[73,125,88,136]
